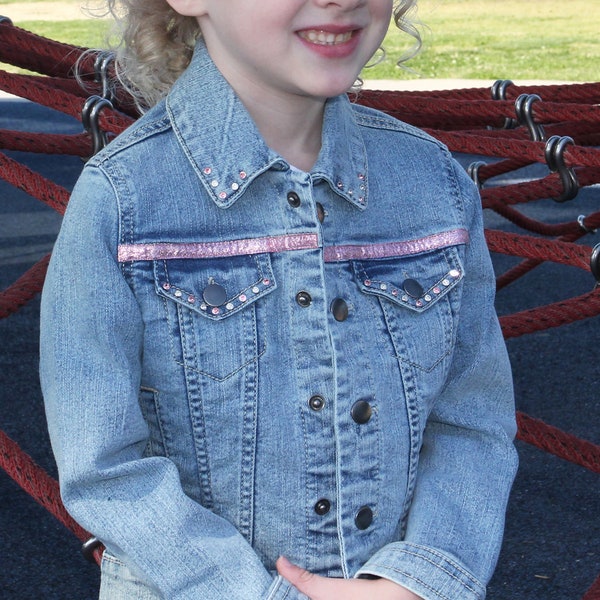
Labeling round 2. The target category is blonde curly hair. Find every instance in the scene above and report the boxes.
[97,0,420,111]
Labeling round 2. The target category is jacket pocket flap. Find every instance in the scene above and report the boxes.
[154,253,276,320]
[352,247,463,313]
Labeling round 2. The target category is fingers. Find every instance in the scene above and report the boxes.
[276,556,326,598]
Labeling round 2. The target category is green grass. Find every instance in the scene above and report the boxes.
[2,0,599,81]
[15,19,109,49]
[374,0,599,81]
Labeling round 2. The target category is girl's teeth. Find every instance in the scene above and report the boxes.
[301,30,353,45]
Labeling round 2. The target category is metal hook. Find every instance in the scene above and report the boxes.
[491,80,517,129]
[544,135,579,202]
[82,95,114,156]
[82,536,103,563]
[577,215,597,234]
[591,244,600,286]
[467,161,487,189]
[515,94,546,142]
[93,50,115,101]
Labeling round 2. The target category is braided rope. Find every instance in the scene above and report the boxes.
[0,429,90,542]
[0,254,50,319]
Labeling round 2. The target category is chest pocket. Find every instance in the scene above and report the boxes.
[352,246,464,372]
[154,253,276,380]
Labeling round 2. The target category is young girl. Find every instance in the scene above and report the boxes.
[40,1,518,598]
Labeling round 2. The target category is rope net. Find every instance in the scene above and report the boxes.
[0,20,599,599]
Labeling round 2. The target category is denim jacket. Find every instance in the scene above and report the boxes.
[40,43,518,600]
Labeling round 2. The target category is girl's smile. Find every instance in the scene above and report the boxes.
[296,27,362,59]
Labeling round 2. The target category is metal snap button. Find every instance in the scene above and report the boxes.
[354,506,373,530]
[314,499,331,515]
[296,291,312,307]
[402,278,424,299]
[330,298,349,322]
[202,283,228,307]
[351,400,372,424]
[308,395,325,411]
[287,191,301,208]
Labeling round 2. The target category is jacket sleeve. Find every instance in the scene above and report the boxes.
[40,165,304,600]
[355,163,519,600]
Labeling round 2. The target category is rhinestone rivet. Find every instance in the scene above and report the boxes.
[450,269,461,278]
[239,294,247,302]
[364,279,372,287]
[174,290,182,298]
[203,167,212,175]
[162,283,171,290]
[231,182,239,191]
[226,303,234,310]
[252,286,260,294]
[239,171,247,179]
[211,179,219,188]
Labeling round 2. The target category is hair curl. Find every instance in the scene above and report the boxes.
[93,0,419,111]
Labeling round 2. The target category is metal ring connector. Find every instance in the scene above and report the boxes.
[491,80,517,129]
[82,95,114,156]
[467,161,487,189]
[577,215,597,234]
[591,244,600,285]
[82,536,104,563]
[544,135,579,202]
[93,50,116,101]
[515,94,546,142]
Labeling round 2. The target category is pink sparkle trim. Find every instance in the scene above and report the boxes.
[323,229,469,262]
[118,233,319,262]
[118,229,469,264]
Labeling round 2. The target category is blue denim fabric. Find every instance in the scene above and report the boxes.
[40,42,517,600]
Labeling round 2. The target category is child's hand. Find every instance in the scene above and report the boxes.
[276,556,424,600]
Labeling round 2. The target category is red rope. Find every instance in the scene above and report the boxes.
[485,230,592,271]
[583,574,600,600]
[0,255,50,319]
[499,289,600,338]
[0,429,90,542]
[0,151,69,214]
[516,413,600,474]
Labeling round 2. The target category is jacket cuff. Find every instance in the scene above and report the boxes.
[354,542,486,600]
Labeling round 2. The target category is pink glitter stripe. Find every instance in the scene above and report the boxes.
[118,233,319,262]
[323,229,469,262]
[118,229,468,262]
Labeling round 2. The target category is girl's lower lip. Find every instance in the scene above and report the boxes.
[296,29,362,59]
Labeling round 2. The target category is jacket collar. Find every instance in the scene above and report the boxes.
[166,42,369,210]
